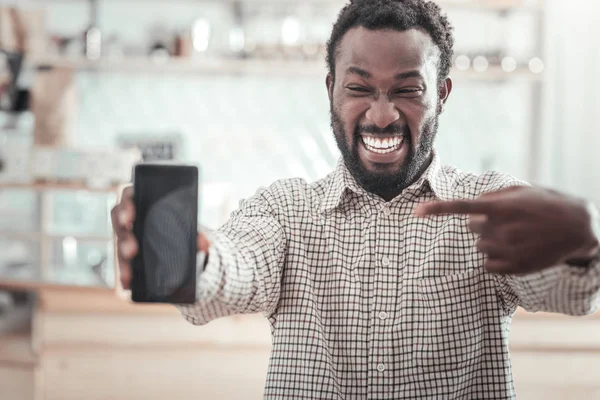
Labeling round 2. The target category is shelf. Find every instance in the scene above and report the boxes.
[29,0,543,11]
[26,56,543,81]
[29,56,327,76]
[39,287,177,314]
[437,0,542,11]
[452,66,543,81]
[0,181,121,193]
[0,231,112,242]
[0,278,114,293]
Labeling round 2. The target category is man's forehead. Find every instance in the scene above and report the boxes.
[337,27,439,70]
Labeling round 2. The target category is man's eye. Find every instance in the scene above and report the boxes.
[347,87,370,93]
[395,88,422,95]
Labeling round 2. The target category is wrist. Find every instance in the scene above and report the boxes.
[566,240,600,267]
[566,201,600,266]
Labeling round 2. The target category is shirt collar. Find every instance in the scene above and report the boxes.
[319,150,452,215]
[409,150,455,201]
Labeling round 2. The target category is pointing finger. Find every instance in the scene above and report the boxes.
[468,214,490,235]
[415,199,495,217]
[197,232,210,254]
[484,259,520,275]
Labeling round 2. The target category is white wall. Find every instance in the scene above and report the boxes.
[537,0,600,205]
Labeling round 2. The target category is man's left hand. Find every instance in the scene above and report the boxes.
[415,186,600,275]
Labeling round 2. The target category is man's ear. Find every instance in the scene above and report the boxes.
[326,73,334,102]
[437,77,453,114]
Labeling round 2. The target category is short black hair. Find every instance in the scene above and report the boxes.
[326,0,454,83]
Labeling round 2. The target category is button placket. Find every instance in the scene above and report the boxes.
[382,205,391,217]
[372,201,396,389]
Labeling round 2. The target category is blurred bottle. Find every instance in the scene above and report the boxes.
[30,66,77,147]
[0,133,5,172]
[174,30,192,58]
[84,0,101,60]
[229,1,246,58]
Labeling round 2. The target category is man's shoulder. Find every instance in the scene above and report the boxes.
[439,164,529,200]
[247,174,333,208]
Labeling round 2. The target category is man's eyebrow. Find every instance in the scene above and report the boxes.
[345,66,371,78]
[395,70,424,80]
[345,66,424,81]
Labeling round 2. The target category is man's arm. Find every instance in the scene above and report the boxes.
[494,260,600,315]
[177,188,287,325]
[415,186,600,316]
[111,185,286,326]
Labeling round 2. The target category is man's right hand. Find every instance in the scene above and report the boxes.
[111,186,138,289]
[110,186,210,290]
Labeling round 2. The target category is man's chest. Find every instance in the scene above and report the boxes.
[275,202,504,380]
[291,200,484,283]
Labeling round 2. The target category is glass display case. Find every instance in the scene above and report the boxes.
[0,182,119,290]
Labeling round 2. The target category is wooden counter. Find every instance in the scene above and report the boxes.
[1,286,600,400]
[1,287,271,400]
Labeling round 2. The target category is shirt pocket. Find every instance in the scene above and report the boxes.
[412,269,485,372]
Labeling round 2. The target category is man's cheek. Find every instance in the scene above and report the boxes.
[407,124,419,147]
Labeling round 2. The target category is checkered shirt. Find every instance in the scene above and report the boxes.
[177,152,600,399]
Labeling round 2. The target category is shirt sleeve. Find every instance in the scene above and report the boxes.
[494,260,600,316]
[477,174,600,316]
[176,187,287,325]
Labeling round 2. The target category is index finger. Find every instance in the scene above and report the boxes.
[415,199,494,217]
[120,185,133,202]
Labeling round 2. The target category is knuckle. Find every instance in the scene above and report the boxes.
[476,238,487,252]
[468,220,479,232]
[110,205,120,221]
[468,215,480,227]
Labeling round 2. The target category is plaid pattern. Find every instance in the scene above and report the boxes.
[177,152,600,399]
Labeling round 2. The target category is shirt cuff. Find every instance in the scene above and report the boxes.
[566,249,600,268]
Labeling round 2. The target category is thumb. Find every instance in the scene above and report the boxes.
[197,231,210,253]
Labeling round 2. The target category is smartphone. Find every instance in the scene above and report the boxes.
[131,163,199,304]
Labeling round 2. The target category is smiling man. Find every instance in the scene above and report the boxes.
[328,26,448,202]
[111,0,600,398]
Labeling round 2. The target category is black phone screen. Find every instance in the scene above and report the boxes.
[131,164,199,304]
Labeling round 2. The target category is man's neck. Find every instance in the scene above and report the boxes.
[372,154,434,202]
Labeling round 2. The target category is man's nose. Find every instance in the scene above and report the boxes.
[365,98,400,129]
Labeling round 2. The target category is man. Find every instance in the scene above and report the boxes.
[112,0,600,398]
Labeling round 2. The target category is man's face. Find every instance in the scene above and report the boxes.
[327,27,452,198]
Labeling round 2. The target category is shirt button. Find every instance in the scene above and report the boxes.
[381,205,391,217]
[381,256,390,266]
[378,311,388,320]
[377,363,386,372]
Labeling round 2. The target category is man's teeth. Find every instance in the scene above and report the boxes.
[362,136,403,154]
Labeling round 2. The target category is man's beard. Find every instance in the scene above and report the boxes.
[330,105,439,197]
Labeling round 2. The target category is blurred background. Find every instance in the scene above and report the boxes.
[0,0,598,399]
